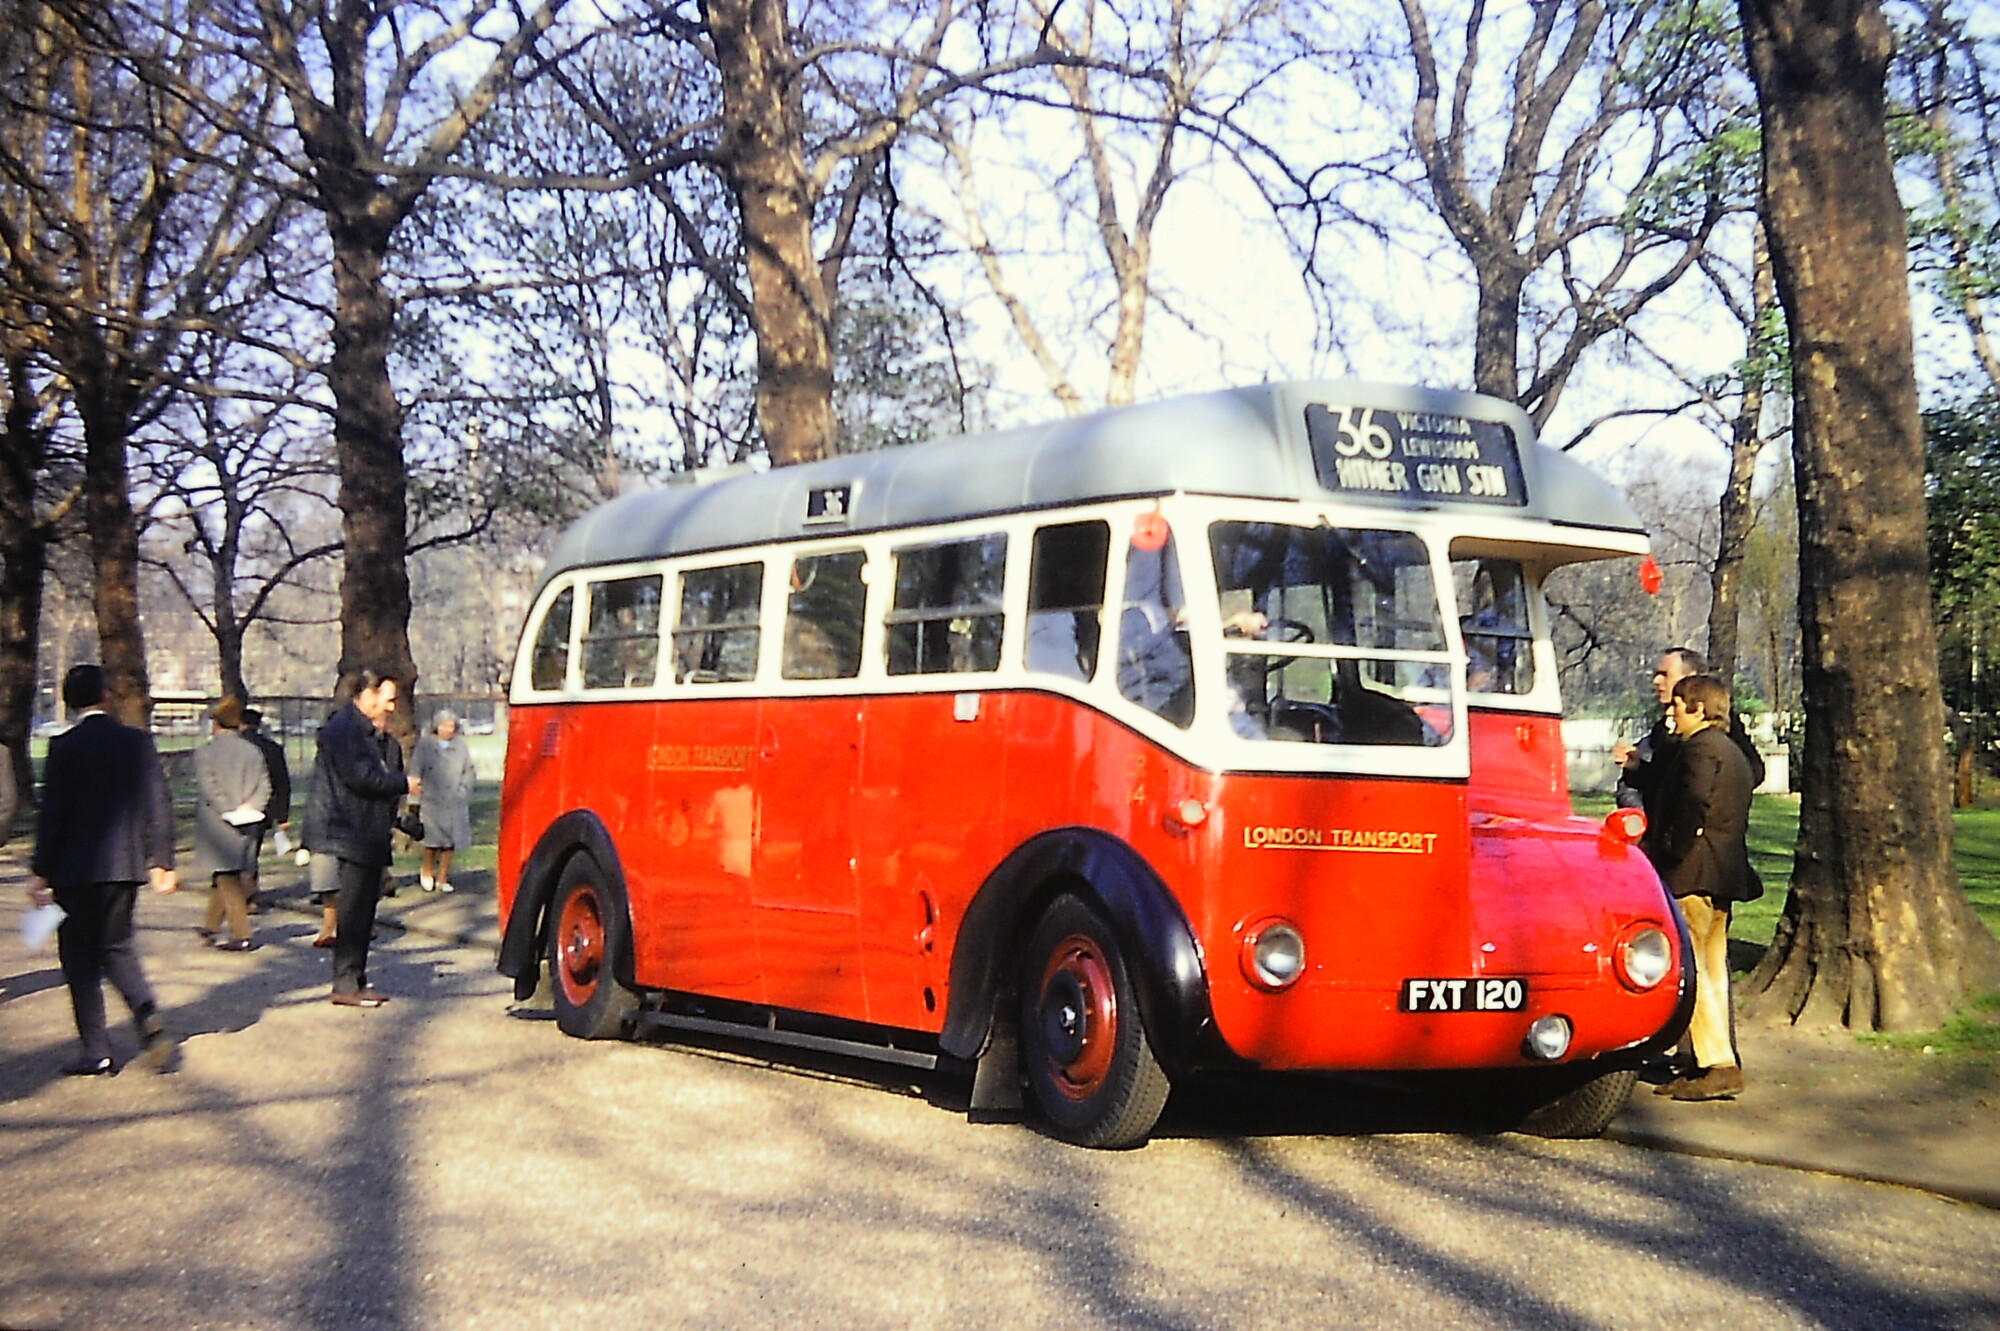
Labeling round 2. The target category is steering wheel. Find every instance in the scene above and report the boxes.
[1263,618,1316,644]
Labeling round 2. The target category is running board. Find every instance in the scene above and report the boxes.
[635,1009,940,1071]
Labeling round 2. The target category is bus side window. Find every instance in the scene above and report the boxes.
[530,586,574,691]
[1451,557,1535,694]
[886,534,1006,675]
[1025,520,1109,682]
[675,563,764,684]
[1117,531,1195,728]
[582,575,663,689]
[783,550,866,680]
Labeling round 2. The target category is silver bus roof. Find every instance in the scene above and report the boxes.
[537,380,1644,585]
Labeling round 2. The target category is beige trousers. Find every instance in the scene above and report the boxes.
[203,872,251,944]
[1680,894,1739,1070]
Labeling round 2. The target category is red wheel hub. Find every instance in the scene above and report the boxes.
[1037,935,1118,1100]
[556,887,605,1006]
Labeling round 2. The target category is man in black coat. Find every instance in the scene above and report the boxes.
[27,665,179,1075]
[1640,673,1764,1102]
[238,707,292,911]
[1614,647,1765,809]
[314,669,420,1007]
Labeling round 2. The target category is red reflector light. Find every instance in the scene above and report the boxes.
[1604,808,1646,843]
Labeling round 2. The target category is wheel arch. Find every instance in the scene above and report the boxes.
[496,809,638,1000]
[939,827,1220,1076]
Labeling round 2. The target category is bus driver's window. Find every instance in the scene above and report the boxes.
[1025,520,1109,682]
[1452,557,1536,694]
[529,586,574,691]
[1116,524,1195,728]
[581,575,662,689]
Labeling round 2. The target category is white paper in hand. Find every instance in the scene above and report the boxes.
[21,902,65,952]
[294,847,311,867]
[273,827,293,855]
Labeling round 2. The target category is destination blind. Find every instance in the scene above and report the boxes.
[1303,404,1528,508]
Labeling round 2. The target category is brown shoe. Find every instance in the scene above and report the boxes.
[1668,1066,1743,1101]
[311,934,336,948]
[330,989,390,1008]
[1651,1076,1687,1096]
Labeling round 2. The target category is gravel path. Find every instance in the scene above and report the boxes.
[4,887,2000,1331]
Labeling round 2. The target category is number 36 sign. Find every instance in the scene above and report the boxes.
[1305,403,1527,508]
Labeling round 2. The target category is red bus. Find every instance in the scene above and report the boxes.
[497,381,1689,1147]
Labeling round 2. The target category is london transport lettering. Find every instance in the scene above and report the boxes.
[1304,405,1527,506]
[1242,825,1441,853]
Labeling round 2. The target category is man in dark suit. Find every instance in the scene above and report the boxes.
[27,665,179,1076]
[1613,647,1765,808]
[313,668,420,1007]
[1640,673,1764,1102]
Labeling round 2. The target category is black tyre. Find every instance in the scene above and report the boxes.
[1020,894,1171,1148]
[546,855,639,1040]
[1515,1067,1638,1139]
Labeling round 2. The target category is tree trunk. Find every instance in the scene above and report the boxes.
[704,0,836,466]
[0,357,47,815]
[1739,0,2000,1030]
[328,217,418,707]
[77,396,150,727]
[1472,261,1527,402]
[1706,226,1777,686]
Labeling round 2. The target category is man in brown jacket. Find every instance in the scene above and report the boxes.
[1640,673,1763,1101]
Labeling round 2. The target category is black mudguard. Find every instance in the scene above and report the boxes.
[939,827,1223,1076]
[496,810,637,999]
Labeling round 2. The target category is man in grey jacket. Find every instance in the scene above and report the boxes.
[27,666,179,1075]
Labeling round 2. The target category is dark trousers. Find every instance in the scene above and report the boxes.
[53,882,157,1062]
[331,858,385,995]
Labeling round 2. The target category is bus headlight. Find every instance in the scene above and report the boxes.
[1240,921,1306,991]
[1524,1014,1572,1060]
[1615,926,1673,991]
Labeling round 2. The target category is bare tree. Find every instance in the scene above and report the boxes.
[0,1,286,721]
[181,0,582,705]
[142,340,341,700]
[1738,0,2000,1031]
[1389,0,1735,425]
[920,0,1288,412]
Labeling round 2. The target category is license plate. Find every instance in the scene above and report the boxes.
[1400,977,1528,1012]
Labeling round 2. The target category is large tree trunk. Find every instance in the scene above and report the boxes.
[1706,226,1776,686]
[77,396,150,727]
[704,0,836,466]
[328,217,418,705]
[1471,261,1527,402]
[0,356,47,817]
[1739,0,2000,1031]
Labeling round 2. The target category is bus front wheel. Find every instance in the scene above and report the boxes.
[1020,894,1171,1149]
[547,855,639,1040]
[1517,1067,1638,1138]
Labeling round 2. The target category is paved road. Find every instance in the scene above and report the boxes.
[4,906,1999,1331]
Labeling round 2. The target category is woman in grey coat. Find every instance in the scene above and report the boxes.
[192,697,271,951]
[411,710,476,893]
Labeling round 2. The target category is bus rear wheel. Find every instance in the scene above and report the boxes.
[1020,894,1171,1149]
[547,855,639,1040]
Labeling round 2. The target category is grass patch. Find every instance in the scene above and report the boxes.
[1858,991,2000,1060]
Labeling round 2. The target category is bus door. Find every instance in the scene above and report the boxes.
[753,550,868,1019]
[634,560,765,1002]
[855,530,1012,1030]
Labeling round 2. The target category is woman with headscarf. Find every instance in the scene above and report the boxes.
[411,710,476,893]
